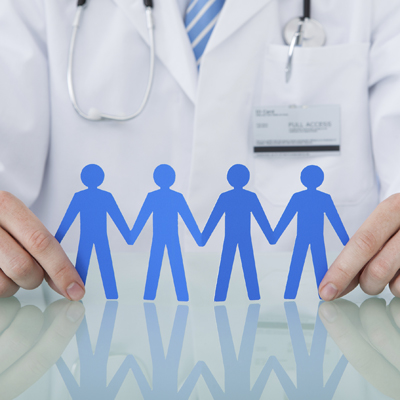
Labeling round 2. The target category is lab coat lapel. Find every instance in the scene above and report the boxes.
[113,0,198,103]
[205,0,274,54]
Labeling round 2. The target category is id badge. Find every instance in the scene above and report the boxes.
[253,105,341,155]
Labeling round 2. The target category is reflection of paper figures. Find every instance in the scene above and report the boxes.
[202,165,274,301]
[272,302,348,400]
[57,302,132,399]
[55,165,131,299]
[130,165,202,301]
[201,305,276,399]
[127,303,203,399]
[273,165,349,299]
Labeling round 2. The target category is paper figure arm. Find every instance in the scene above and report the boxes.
[107,194,131,244]
[177,361,204,400]
[251,356,279,399]
[125,355,152,398]
[178,194,203,247]
[273,195,298,243]
[202,196,225,246]
[323,355,348,398]
[200,362,225,399]
[269,357,297,399]
[130,194,154,245]
[324,196,349,246]
[107,355,134,398]
[55,194,80,243]
[251,194,275,244]
[56,358,80,398]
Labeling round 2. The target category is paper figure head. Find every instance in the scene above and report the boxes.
[81,164,105,188]
[154,164,176,188]
[301,165,324,189]
[227,164,250,189]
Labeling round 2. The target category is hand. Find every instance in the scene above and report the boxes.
[0,297,84,398]
[0,191,85,300]
[319,194,400,301]
[319,298,400,399]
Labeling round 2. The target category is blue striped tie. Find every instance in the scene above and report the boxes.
[185,0,225,67]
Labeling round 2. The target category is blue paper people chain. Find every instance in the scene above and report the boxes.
[55,164,349,300]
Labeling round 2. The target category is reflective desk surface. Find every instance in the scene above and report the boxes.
[3,252,400,400]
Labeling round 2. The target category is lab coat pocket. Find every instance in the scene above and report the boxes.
[253,43,375,207]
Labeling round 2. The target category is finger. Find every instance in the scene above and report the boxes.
[43,272,63,297]
[0,226,44,290]
[0,191,85,300]
[0,300,84,400]
[389,297,400,328]
[389,270,400,297]
[360,298,400,371]
[0,305,43,375]
[319,194,400,301]
[0,269,20,298]
[0,297,21,333]
[334,271,362,299]
[359,230,400,295]
[319,299,400,399]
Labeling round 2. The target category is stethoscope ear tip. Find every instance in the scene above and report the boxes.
[88,108,102,121]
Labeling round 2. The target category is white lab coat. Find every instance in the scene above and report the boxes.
[1,0,400,255]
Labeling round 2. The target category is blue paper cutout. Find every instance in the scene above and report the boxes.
[56,163,350,301]
[202,165,274,301]
[57,301,132,399]
[127,303,203,399]
[272,302,348,399]
[55,165,131,299]
[200,305,277,399]
[130,165,202,301]
[273,166,349,299]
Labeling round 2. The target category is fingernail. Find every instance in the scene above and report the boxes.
[320,303,338,323]
[66,282,85,301]
[320,283,338,301]
[66,302,85,323]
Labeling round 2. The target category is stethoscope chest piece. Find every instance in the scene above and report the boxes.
[284,17,326,48]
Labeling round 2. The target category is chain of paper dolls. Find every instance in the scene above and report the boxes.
[56,164,349,300]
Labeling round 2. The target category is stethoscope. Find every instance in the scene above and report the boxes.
[67,0,155,121]
[68,0,325,121]
[283,0,326,83]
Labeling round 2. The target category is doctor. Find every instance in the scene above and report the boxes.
[0,0,399,302]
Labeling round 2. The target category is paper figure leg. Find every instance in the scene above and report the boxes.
[310,238,328,296]
[95,239,118,299]
[75,238,94,285]
[284,238,309,300]
[214,239,237,302]
[167,240,189,302]
[238,238,260,300]
[144,239,165,301]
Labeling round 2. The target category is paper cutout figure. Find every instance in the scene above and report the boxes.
[55,165,131,299]
[130,164,202,301]
[271,302,348,399]
[200,304,277,399]
[273,165,349,299]
[127,303,203,399]
[202,165,274,301]
[57,301,132,399]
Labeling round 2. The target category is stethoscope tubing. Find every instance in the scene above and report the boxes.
[67,3,155,121]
